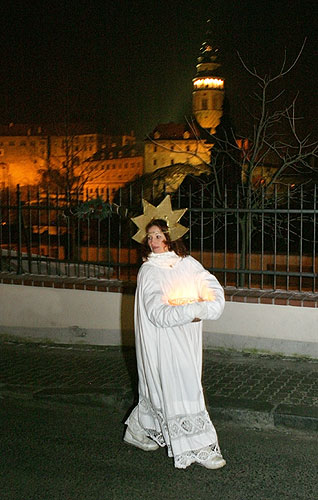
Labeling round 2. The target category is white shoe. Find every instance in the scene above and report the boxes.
[197,454,226,470]
[123,427,159,452]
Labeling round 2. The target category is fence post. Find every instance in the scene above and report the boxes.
[16,184,22,274]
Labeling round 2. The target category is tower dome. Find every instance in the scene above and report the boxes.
[192,20,225,134]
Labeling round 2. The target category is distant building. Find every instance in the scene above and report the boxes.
[0,122,136,189]
[0,123,50,187]
[144,24,224,176]
[83,144,143,201]
[192,27,224,134]
[144,122,211,174]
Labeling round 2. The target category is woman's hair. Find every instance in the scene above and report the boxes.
[141,218,188,259]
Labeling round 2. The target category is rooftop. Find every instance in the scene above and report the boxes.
[0,122,111,137]
[86,144,143,162]
[147,122,201,140]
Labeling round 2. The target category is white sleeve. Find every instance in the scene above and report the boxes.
[139,271,203,328]
[190,257,225,321]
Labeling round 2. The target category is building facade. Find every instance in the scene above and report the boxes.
[0,122,136,189]
[83,144,143,201]
[0,124,50,187]
[144,122,211,174]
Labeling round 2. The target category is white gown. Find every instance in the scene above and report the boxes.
[125,251,225,469]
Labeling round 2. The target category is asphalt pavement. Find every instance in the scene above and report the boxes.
[1,340,318,432]
[1,398,317,500]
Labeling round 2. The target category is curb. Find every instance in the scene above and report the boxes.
[2,385,318,433]
[273,404,318,432]
[33,386,135,411]
[208,396,318,432]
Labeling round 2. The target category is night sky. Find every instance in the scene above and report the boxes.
[0,0,317,140]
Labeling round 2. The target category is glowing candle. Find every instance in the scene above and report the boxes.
[168,288,215,306]
[168,297,198,306]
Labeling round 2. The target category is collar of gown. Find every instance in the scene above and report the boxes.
[147,251,182,268]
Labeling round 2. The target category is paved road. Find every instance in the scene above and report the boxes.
[1,342,318,434]
[0,397,316,500]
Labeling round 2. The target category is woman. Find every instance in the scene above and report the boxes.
[124,216,226,470]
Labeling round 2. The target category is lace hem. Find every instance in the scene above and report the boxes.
[167,411,214,439]
[139,397,214,441]
[174,444,222,470]
[129,397,221,463]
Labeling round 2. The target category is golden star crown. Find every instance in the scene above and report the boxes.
[131,195,188,243]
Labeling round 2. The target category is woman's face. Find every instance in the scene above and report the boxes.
[147,225,168,254]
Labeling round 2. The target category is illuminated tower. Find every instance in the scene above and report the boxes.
[192,21,224,134]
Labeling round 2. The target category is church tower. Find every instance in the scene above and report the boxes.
[192,20,224,134]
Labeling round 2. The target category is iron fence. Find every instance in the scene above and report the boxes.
[0,183,317,292]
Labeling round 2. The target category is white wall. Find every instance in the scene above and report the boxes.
[203,302,317,358]
[0,283,317,358]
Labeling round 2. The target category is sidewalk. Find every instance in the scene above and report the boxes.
[1,340,318,432]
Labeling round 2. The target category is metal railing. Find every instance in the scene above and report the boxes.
[0,183,317,292]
